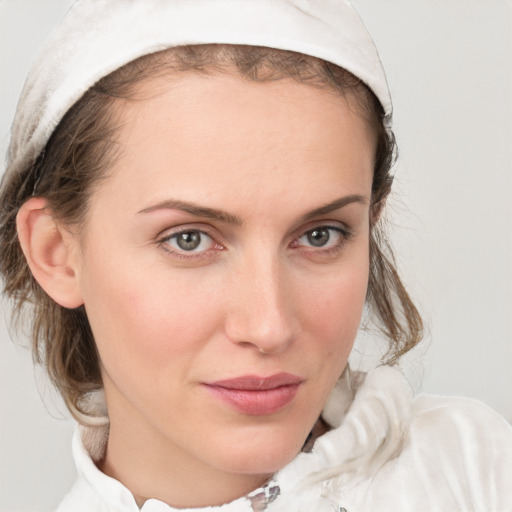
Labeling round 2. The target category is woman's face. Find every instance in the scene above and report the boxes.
[73,71,375,486]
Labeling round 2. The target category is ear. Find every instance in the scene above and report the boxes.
[16,197,84,308]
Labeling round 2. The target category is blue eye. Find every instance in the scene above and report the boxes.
[297,226,349,249]
[162,230,215,254]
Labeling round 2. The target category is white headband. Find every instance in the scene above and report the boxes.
[4,0,392,184]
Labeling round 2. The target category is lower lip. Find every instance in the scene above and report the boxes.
[204,384,301,415]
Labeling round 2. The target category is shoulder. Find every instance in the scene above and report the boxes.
[410,393,512,464]
[331,373,512,512]
[364,393,512,511]
[412,392,512,432]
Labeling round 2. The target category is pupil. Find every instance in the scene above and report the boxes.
[307,229,330,247]
[177,231,201,251]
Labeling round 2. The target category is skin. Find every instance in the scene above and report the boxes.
[19,71,376,508]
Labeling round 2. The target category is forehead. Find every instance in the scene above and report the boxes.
[92,71,375,216]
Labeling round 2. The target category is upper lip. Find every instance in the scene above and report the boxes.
[206,373,303,390]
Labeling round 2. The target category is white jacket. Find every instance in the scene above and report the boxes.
[56,366,512,512]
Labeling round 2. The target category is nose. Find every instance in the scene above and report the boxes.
[224,253,298,354]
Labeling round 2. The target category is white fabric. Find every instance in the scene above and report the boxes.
[5,0,392,186]
[56,366,512,512]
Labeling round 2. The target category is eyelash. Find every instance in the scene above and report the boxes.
[157,224,352,259]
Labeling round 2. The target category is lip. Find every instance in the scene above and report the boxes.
[203,373,303,415]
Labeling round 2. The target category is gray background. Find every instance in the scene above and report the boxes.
[1,0,511,510]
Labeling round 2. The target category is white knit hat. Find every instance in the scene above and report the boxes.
[4,0,392,185]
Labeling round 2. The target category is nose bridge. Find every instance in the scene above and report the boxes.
[225,247,296,353]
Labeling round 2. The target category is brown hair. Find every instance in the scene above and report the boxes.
[0,45,422,422]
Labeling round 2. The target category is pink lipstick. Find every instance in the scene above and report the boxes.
[203,373,303,415]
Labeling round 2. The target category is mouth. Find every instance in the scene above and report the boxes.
[203,373,303,415]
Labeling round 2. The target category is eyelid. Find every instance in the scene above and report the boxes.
[293,219,352,240]
[156,222,216,241]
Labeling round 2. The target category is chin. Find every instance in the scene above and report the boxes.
[211,423,310,475]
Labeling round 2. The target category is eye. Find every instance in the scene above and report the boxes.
[295,226,350,250]
[159,229,219,256]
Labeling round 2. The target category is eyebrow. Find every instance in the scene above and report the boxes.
[138,194,368,225]
[139,199,243,225]
[297,194,368,223]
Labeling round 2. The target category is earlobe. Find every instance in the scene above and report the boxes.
[16,197,84,308]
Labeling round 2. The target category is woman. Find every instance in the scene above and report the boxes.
[1,1,511,511]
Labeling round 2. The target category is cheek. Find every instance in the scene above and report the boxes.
[300,256,369,335]
[80,253,224,388]
[296,251,370,380]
